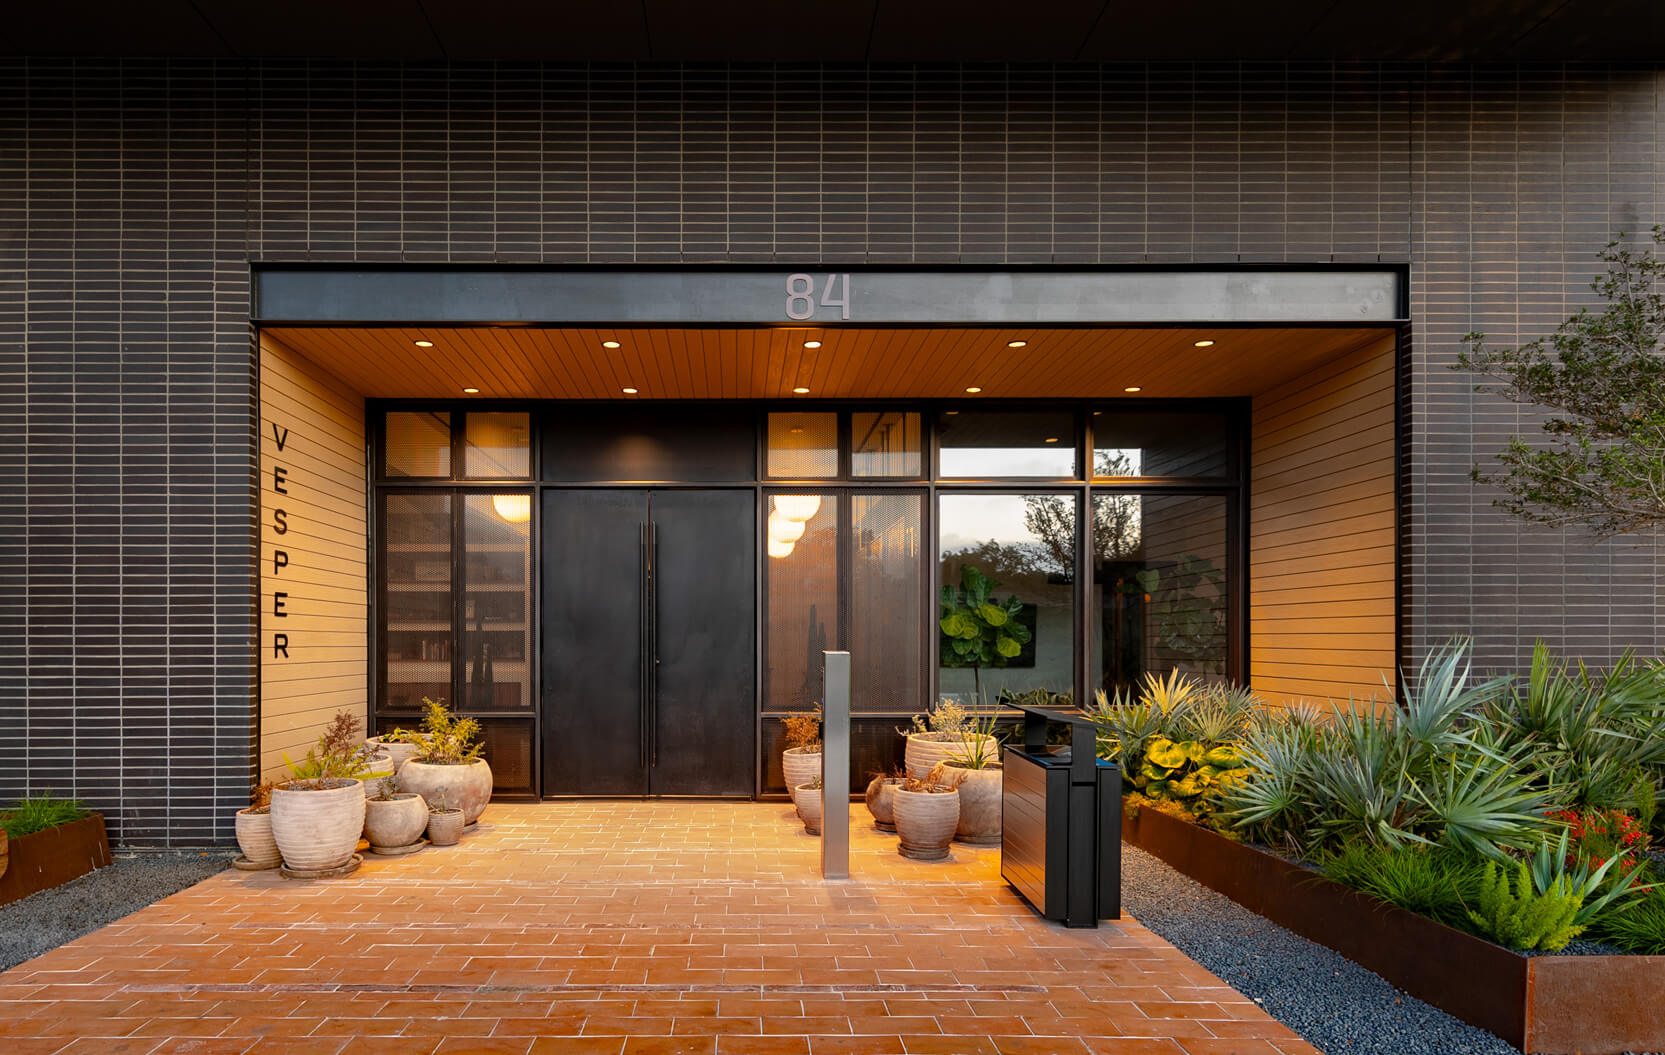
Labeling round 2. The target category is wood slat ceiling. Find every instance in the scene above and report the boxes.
[262,326,1391,402]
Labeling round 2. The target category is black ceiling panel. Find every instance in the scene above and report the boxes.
[1509,0,1665,60]
[11,2,231,57]
[423,1,651,61]
[1290,0,1565,62]
[194,0,444,59]
[867,0,1106,61]
[642,0,877,61]
[1077,2,1333,61]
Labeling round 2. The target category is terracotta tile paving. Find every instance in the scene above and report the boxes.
[0,802,1321,1055]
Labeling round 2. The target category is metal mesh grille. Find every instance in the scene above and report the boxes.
[385,411,452,478]
[850,493,924,713]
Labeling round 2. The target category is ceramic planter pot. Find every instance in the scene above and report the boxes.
[270,778,365,872]
[893,787,960,861]
[782,747,821,808]
[233,807,280,869]
[865,775,903,832]
[905,733,997,780]
[358,753,396,802]
[795,785,824,835]
[397,758,492,825]
[947,762,1003,844]
[428,809,464,846]
[364,793,429,851]
[365,737,420,773]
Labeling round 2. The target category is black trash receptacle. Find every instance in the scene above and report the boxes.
[1000,705,1121,928]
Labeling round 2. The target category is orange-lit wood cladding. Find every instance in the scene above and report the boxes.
[262,325,1389,401]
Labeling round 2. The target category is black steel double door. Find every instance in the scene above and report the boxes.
[540,489,755,797]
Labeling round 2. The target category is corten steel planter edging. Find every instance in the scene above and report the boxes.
[1123,804,1665,1055]
[0,814,113,907]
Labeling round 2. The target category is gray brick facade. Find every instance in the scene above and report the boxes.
[2,61,1661,846]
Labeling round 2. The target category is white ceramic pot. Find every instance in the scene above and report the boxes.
[782,747,821,807]
[893,787,960,861]
[905,733,997,780]
[234,808,280,868]
[359,753,395,802]
[865,775,903,832]
[364,793,429,850]
[270,779,366,872]
[397,758,492,825]
[366,737,420,774]
[948,763,1004,844]
[796,785,824,835]
[428,809,464,846]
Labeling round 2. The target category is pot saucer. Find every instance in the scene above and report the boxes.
[231,855,279,871]
[280,853,363,879]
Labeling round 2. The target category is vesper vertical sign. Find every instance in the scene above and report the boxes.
[268,421,291,661]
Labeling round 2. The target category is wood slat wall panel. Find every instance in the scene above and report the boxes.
[1250,333,1397,710]
[259,333,370,781]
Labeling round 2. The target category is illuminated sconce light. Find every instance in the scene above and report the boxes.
[768,512,806,544]
[772,495,822,522]
[767,536,796,559]
[491,494,531,524]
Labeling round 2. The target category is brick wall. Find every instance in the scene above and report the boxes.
[1,60,1661,846]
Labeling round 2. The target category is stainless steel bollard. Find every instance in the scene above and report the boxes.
[820,650,850,879]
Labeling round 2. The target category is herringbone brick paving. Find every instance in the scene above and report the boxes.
[0,802,1320,1055]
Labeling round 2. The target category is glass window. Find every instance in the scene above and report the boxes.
[937,409,1076,477]
[766,412,838,477]
[938,493,1077,705]
[852,411,923,477]
[764,493,838,712]
[463,494,532,711]
[465,412,532,478]
[1091,493,1230,695]
[1093,410,1230,478]
[383,493,453,710]
[385,411,451,478]
[850,493,924,712]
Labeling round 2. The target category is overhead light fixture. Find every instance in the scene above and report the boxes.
[413,340,434,348]
[792,386,810,394]
[767,537,795,559]
[768,512,806,545]
[1124,386,1142,393]
[773,495,822,522]
[491,494,531,524]
[1193,339,1215,348]
[1044,437,1059,444]
[803,340,822,349]
[1007,340,1027,348]
[965,386,983,394]
[944,410,959,416]
[622,387,639,394]
[603,340,621,349]
[463,387,480,394]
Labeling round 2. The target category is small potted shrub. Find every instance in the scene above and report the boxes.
[944,711,1005,844]
[364,732,420,774]
[780,705,822,811]
[864,768,905,832]
[427,789,465,847]
[901,699,995,780]
[796,776,825,835]
[396,699,492,827]
[233,780,280,870]
[892,764,964,861]
[271,711,374,874]
[363,774,428,856]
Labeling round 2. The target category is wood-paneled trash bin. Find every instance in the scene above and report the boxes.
[1001,705,1122,928]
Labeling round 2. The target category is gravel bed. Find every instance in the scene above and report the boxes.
[0,852,231,972]
[1121,844,1523,1055]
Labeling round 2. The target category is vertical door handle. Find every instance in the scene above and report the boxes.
[648,521,660,767]
[639,521,649,770]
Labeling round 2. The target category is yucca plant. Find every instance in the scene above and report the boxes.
[1527,827,1653,927]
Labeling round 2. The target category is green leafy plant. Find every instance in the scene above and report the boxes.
[1322,843,1489,929]
[1594,886,1665,954]
[283,711,380,785]
[949,708,1005,769]
[901,698,972,739]
[1466,859,1585,952]
[939,565,1032,697]
[0,794,89,838]
[1526,827,1651,928]
[401,698,484,766]
[781,704,822,752]
[1093,672,1252,831]
[373,773,401,802]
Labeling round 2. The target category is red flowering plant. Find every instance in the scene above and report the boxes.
[1544,807,1651,880]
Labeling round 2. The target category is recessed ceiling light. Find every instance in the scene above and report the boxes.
[463,387,480,394]
[944,410,959,416]
[1124,386,1142,393]
[1044,437,1059,444]
[792,386,810,394]
[622,387,638,394]
[413,340,434,348]
[803,340,822,349]
[603,340,621,349]
[1007,340,1027,348]
[965,386,983,394]
[1194,339,1215,347]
